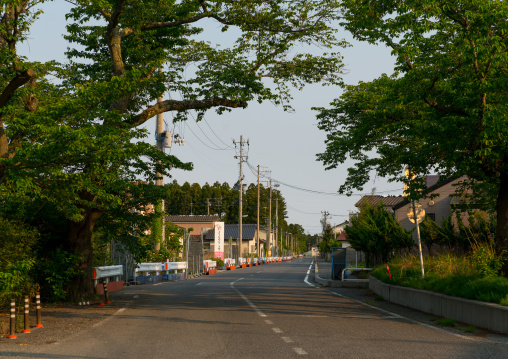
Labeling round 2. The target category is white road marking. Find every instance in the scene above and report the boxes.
[328,291,478,341]
[196,282,203,285]
[133,295,139,299]
[154,283,162,286]
[304,260,318,287]
[115,308,126,315]
[293,348,308,355]
[272,327,283,334]
[281,337,294,343]
[265,320,274,325]
[231,278,267,317]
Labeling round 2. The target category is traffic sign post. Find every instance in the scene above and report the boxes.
[405,166,425,278]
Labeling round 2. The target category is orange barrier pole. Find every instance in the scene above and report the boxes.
[8,299,17,339]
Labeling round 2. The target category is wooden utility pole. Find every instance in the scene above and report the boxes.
[268,178,272,258]
[155,86,164,251]
[234,135,248,258]
[257,165,261,257]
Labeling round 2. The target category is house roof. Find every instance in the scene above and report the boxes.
[355,195,405,208]
[337,231,348,242]
[204,224,262,241]
[166,215,221,223]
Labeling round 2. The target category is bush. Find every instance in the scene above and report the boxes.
[0,217,39,308]
[212,257,224,268]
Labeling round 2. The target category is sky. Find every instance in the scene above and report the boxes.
[20,1,402,234]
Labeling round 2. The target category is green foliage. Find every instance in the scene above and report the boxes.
[420,212,497,253]
[164,180,299,235]
[38,248,82,302]
[0,260,35,308]
[0,216,39,307]
[470,243,505,278]
[212,257,224,268]
[0,0,345,300]
[436,318,456,327]
[345,201,413,266]
[315,0,508,269]
[372,253,508,305]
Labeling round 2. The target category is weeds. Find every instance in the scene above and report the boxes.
[436,318,456,327]
[372,252,508,306]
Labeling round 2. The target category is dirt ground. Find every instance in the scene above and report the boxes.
[0,292,133,346]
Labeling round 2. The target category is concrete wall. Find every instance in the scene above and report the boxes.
[369,276,508,334]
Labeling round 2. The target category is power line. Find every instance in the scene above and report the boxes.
[203,118,234,149]
[185,121,233,151]
[246,160,401,197]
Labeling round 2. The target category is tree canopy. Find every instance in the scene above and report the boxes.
[1,0,345,299]
[315,0,508,274]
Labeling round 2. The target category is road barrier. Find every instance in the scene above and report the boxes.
[135,262,188,284]
[341,267,372,281]
[225,258,236,270]
[203,260,217,275]
[93,265,124,295]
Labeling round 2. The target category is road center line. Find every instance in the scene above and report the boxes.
[272,327,283,334]
[265,319,273,325]
[281,337,294,343]
[231,279,267,318]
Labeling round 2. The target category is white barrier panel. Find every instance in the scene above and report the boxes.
[238,257,246,265]
[93,265,123,280]
[225,258,236,266]
[203,260,217,269]
[164,262,187,271]
[137,263,163,273]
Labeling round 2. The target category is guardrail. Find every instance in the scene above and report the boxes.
[93,265,124,295]
[341,267,372,281]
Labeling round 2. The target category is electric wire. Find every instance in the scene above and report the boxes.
[203,118,234,149]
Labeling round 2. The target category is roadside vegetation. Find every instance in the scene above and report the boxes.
[372,252,508,306]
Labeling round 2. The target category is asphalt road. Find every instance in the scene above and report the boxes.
[2,257,507,358]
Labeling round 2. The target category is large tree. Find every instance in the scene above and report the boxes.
[2,1,345,299]
[316,0,508,274]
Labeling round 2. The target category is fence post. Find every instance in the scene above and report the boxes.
[35,292,43,328]
[8,299,16,339]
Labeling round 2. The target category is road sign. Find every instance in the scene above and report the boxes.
[407,203,425,224]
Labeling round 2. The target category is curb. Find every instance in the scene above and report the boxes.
[369,276,508,335]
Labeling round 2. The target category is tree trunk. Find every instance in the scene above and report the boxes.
[65,204,103,301]
[495,171,508,277]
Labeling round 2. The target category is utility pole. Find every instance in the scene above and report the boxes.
[154,68,185,251]
[268,178,273,258]
[321,211,331,237]
[234,135,248,259]
[257,165,261,258]
[155,82,164,251]
[275,198,278,257]
[206,199,211,215]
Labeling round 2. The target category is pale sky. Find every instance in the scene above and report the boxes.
[20,1,402,234]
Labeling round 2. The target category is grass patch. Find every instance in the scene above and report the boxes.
[372,253,508,306]
[461,326,477,333]
[436,318,456,327]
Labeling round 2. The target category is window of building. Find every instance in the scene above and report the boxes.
[426,213,436,221]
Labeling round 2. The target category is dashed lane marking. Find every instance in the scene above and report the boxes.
[293,348,308,355]
[272,328,283,334]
